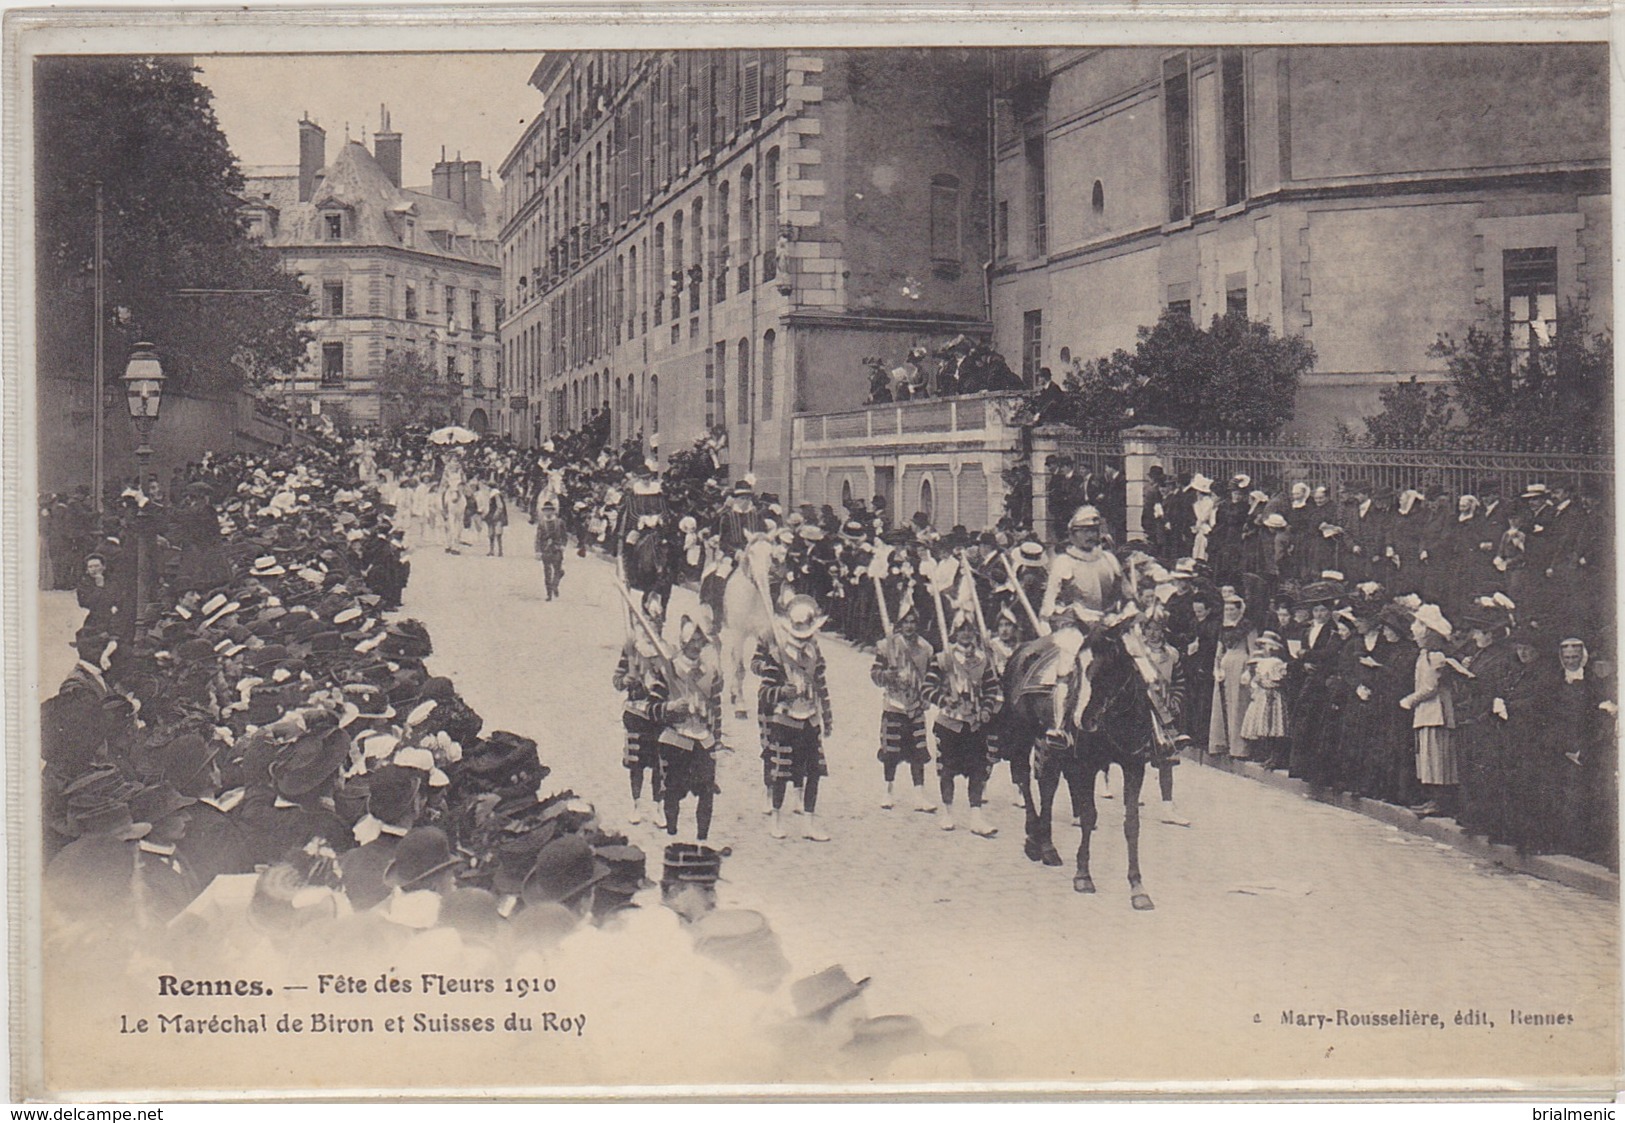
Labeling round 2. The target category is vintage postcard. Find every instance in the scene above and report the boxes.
[6,2,1621,1101]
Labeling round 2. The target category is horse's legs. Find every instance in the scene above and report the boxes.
[1072,757,1098,893]
[1031,752,1064,866]
[1122,762,1154,910]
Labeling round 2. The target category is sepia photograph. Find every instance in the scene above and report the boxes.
[8,4,1621,1100]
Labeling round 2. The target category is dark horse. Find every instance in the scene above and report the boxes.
[1002,625,1158,909]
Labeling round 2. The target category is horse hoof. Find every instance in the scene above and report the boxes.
[1041,847,1063,867]
[1073,876,1096,894]
[1131,892,1156,911]
[1023,840,1044,863]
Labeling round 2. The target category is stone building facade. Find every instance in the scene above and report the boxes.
[499,50,995,497]
[990,45,1612,434]
[243,114,503,429]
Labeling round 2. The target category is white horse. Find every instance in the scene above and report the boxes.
[720,537,784,717]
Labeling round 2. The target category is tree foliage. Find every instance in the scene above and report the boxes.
[1351,302,1613,449]
[35,56,311,397]
[376,349,454,431]
[1023,310,1315,434]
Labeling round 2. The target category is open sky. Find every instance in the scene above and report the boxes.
[198,53,542,188]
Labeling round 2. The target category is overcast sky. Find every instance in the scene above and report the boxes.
[199,53,542,188]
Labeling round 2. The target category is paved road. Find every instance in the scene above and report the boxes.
[33,555,1619,1086]
[399,545,1620,1086]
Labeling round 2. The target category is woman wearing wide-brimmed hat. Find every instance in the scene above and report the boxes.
[1399,604,1460,818]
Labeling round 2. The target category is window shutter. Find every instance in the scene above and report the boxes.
[740,52,762,123]
[762,49,784,112]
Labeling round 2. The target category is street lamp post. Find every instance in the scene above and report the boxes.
[121,343,165,621]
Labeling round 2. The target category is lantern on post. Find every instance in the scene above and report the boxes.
[120,343,164,620]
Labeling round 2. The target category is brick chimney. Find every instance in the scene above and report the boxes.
[298,115,326,203]
[461,160,483,221]
[373,104,402,188]
[432,146,452,199]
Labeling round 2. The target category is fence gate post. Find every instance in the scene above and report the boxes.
[1120,425,1179,543]
[1029,427,1065,538]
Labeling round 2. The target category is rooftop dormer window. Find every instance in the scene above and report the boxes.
[323,212,344,240]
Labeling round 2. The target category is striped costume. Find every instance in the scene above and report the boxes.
[870,633,933,767]
[924,647,1004,781]
[612,644,667,778]
[752,637,833,786]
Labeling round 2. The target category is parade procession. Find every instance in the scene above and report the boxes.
[24,42,1621,1096]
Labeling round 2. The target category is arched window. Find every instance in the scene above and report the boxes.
[627,244,638,335]
[649,374,660,434]
[614,375,623,441]
[1091,180,1105,214]
[671,211,684,318]
[690,198,704,312]
[716,181,731,301]
[919,477,935,524]
[653,223,666,324]
[760,329,776,418]
[737,337,751,426]
[739,164,755,291]
[840,478,853,509]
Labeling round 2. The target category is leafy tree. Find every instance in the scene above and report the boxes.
[1345,377,1458,448]
[1023,310,1315,434]
[376,349,453,431]
[35,56,311,398]
[1426,302,1612,446]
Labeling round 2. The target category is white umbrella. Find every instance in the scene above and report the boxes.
[428,425,479,445]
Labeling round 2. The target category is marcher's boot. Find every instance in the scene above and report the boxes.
[881,780,895,810]
[1160,801,1191,827]
[803,812,830,842]
[769,807,787,839]
[762,787,775,815]
[940,802,956,831]
[628,798,644,826]
[968,805,998,837]
[913,785,938,813]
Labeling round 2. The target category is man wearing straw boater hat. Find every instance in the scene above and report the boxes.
[752,594,835,841]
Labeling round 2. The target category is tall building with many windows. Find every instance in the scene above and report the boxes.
[499,50,993,495]
[244,113,504,429]
[990,45,1611,431]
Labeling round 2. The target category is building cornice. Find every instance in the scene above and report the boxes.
[273,242,501,275]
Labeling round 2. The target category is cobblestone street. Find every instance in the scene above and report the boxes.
[395,545,1620,1086]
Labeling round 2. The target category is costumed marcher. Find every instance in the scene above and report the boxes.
[658,615,724,844]
[533,497,568,600]
[612,625,668,826]
[752,596,835,842]
[1038,505,1130,621]
[1136,610,1191,826]
[923,613,1004,836]
[985,604,1026,805]
[868,599,937,813]
[484,488,509,557]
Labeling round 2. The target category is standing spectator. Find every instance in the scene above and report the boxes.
[1182,593,1220,753]
[1241,631,1292,769]
[75,554,118,635]
[1208,593,1257,760]
[1401,605,1459,818]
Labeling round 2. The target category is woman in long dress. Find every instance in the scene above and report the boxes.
[1400,605,1458,817]
[1207,593,1257,759]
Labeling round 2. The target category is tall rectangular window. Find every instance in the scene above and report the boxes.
[470,291,483,334]
[1504,247,1559,364]
[1226,285,1248,319]
[1220,48,1248,207]
[760,329,776,418]
[1022,310,1043,383]
[930,175,962,263]
[740,51,762,125]
[996,200,1009,259]
[1024,137,1047,256]
[737,338,751,426]
[444,286,458,329]
[1163,54,1193,222]
[322,281,345,318]
[321,342,345,385]
[404,283,418,321]
[714,340,728,429]
[384,274,396,318]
